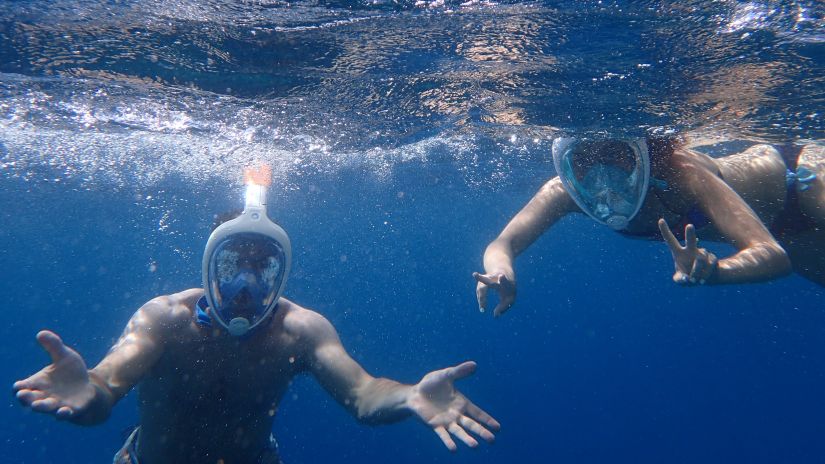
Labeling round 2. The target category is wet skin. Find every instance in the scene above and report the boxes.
[475,142,825,316]
[15,289,500,463]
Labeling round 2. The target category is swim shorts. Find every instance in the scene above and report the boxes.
[113,427,283,464]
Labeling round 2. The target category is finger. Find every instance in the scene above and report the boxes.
[56,406,74,420]
[684,224,698,253]
[446,361,477,381]
[16,389,47,405]
[13,379,31,391]
[658,218,682,251]
[448,422,479,448]
[36,330,68,364]
[466,402,501,431]
[673,271,689,285]
[472,272,500,287]
[31,397,59,413]
[459,415,495,443]
[14,376,48,392]
[434,426,457,452]
[492,295,514,317]
[475,281,488,312]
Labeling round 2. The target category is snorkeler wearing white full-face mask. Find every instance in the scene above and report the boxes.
[14,165,501,463]
[474,135,825,317]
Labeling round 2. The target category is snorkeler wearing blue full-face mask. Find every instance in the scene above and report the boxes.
[15,165,501,464]
[474,136,825,317]
[552,137,651,231]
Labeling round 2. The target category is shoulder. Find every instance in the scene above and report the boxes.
[133,288,201,334]
[655,147,720,191]
[278,298,339,345]
[538,176,572,202]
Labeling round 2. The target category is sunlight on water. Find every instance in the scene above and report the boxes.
[0,74,488,189]
[0,0,822,190]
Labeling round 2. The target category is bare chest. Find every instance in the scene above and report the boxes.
[134,331,302,462]
[143,333,299,411]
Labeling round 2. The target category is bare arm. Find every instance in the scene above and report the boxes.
[484,176,575,276]
[475,177,576,315]
[666,151,791,284]
[14,291,195,425]
[87,294,192,415]
[295,308,500,450]
[298,310,410,423]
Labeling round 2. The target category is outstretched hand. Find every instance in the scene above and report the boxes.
[473,271,516,317]
[13,330,97,420]
[407,361,500,451]
[658,218,719,285]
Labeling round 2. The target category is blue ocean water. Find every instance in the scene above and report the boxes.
[1,1,824,463]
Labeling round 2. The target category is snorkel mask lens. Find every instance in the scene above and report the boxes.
[552,138,650,230]
[207,233,286,335]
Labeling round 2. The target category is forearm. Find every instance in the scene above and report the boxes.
[352,377,413,425]
[714,243,792,284]
[484,177,572,276]
[68,371,116,426]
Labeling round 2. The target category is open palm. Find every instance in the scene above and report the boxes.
[13,331,96,419]
[407,361,500,451]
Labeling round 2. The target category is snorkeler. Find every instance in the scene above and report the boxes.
[474,136,825,316]
[14,166,500,463]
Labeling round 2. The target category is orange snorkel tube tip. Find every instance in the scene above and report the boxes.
[243,164,273,187]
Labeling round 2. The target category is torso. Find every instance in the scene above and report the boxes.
[136,296,305,464]
[615,144,825,285]
[620,145,791,241]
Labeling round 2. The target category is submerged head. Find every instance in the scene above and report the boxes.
[202,166,292,336]
[552,137,650,230]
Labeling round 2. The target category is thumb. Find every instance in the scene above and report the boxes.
[36,330,69,364]
[473,272,500,287]
[446,361,477,381]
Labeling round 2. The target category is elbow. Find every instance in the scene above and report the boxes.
[751,243,792,280]
[718,243,792,284]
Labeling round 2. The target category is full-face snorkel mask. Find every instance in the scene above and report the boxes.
[552,137,650,230]
[202,166,292,336]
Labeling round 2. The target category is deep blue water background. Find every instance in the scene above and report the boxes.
[2,0,825,463]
